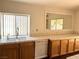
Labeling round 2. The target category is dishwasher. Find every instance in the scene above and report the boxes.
[35,39,48,59]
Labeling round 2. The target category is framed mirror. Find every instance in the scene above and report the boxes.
[46,13,72,30]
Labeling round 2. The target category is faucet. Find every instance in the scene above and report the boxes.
[7,34,10,40]
[16,27,19,39]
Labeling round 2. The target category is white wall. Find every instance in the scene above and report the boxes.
[1,0,75,36]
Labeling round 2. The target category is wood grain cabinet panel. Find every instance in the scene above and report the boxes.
[20,41,35,59]
[60,40,68,55]
[0,44,19,59]
[49,40,60,58]
[68,39,74,53]
[75,39,79,51]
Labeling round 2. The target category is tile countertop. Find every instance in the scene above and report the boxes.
[0,37,34,44]
[0,36,48,44]
[33,34,79,40]
[0,34,79,44]
[49,34,79,40]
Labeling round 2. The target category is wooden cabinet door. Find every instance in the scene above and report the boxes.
[20,41,35,59]
[0,43,19,59]
[68,39,74,53]
[50,40,60,57]
[75,39,79,51]
[60,39,68,55]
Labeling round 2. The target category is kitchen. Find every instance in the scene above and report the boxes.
[0,0,79,59]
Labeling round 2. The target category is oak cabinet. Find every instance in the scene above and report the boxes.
[0,41,35,59]
[68,39,74,53]
[0,43,19,59]
[60,40,68,55]
[48,38,79,58]
[48,40,60,58]
[75,39,79,51]
[20,41,35,59]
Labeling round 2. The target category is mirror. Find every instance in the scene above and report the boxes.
[46,13,72,30]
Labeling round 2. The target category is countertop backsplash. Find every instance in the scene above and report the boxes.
[31,29,74,37]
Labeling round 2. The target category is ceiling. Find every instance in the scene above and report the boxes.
[7,0,79,10]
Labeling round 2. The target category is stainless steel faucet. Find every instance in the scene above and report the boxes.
[7,34,10,40]
[16,27,19,39]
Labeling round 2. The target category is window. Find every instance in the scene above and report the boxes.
[50,19,63,30]
[4,14,15,36]
[0,13,30,39]
[15,15,29,36]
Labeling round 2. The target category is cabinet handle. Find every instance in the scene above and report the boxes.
[0,56,8,59]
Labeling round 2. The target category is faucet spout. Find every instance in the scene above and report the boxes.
[16,27,19,39]
[7,34,10,40]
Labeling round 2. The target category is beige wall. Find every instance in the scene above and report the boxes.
[1,1,75,36]
[74,10,79,33]
[0,1,3,37]
[0,1,2,11]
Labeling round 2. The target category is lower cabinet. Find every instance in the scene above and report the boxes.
[20,41,35,59]
[0,41,35,59]
[60,39,68,55]
[68,39,74,53]
[0,43,19,59]
[75,39,79,51]
[48,39,69,58]
[48,40,60,58]
[1,38,79,59]
[48,39,76,58]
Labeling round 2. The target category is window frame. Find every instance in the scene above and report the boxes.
[50,18,63,30]
[0,12,31,39]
